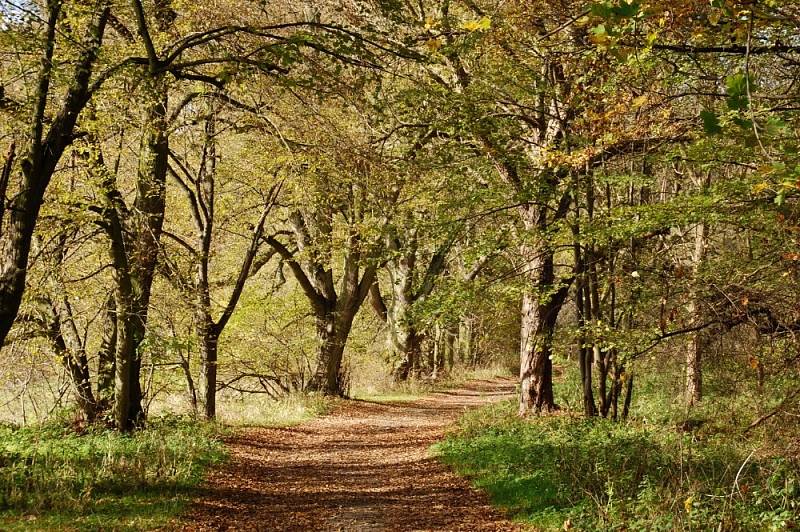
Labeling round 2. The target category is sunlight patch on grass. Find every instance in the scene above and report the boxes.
[433,400,799,531]
[0,417,225,531]
[216,392,333,427]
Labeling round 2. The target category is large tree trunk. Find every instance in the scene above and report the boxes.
[114,77,169,428]
[386,234,421,381]
[0,185,42,347]
[388,292,421,381]
[519,291,554,413]
[392,327,422,381]
[518,244,569,415]
[114,285,137,431]
[307,306,353,396]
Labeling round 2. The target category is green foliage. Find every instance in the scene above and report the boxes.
[726,73,755,111]
[700,110,722,136]
[0,416,225,529]
[435,401,799,531]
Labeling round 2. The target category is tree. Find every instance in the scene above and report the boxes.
[0,0,111,347]
[164,108,282,418]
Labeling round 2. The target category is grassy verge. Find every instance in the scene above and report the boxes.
[433,400,799,531]
[216,392,333,427]
[0,416,226,531]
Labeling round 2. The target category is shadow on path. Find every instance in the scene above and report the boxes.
[177,379,520,531]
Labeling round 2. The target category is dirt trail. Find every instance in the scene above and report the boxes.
[179,379,521,531]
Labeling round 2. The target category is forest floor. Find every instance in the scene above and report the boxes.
[176,378,522,531]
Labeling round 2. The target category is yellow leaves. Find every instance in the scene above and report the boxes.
[632,94,648,109]
[752,182,770,194]
[684,496,694,513]
[424,17,437,30]
[426,38,443,52]
[708,9,722,26]
[542,147,593,170]
[461,16,491,32]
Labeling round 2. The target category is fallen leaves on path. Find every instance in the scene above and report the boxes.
[177,379,522,531]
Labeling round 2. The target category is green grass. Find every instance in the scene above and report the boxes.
[433,400,799,531]
[0,415,226,531]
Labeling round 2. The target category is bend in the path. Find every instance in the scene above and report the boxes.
[180,378,521,532]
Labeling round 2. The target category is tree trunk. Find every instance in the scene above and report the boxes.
[444,325,456,370]
[115,76,169,428]
[387,239,419,381]
[686,221,709,406]
[198,324,219,419]
[307,307,353,396]
[393,327,422,381]
[114,288,137,432]
[431,324,444,379]
[574,233,596,417]
[622,372,634,420]
[610,359,623,421]
[519,245,569,415]
[519,289,555,414]
[686,321,706,406]
[459,316,474,365]
[54,296,97,421]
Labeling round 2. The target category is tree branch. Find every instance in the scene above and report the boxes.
[216,182,282,332]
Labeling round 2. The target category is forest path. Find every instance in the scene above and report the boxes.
[178,378,522,531]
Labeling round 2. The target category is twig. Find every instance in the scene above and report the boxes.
[743,387,800,433]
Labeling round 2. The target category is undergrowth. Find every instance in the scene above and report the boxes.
[434,400,799,531]
[0,415,225,530]
[216,392,333,426]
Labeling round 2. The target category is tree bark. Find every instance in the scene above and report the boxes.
[198,323,219,419]
[307,306,354,396]
[518,242,569,415]
[686,220,709,407]
[574,222,596,417]
[444,325,456,370]
[386,231,420,380]
[393,328,422,381]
